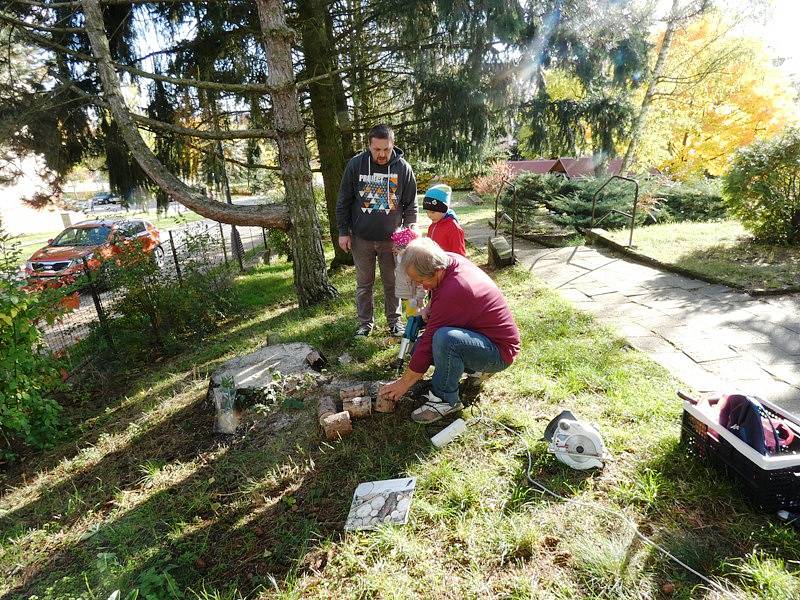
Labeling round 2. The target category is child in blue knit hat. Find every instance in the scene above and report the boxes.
[423,184,465,256]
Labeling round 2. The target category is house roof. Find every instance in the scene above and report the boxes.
[510,157,626,178]
[506,159,557,175]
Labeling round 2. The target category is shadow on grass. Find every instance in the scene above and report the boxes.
[0,293,396,526]
[615,437,800,596]
[671,240,800,291]
[4,395,437,599]
[2,260,430,598]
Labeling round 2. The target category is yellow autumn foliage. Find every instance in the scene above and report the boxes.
[637,12,798,180]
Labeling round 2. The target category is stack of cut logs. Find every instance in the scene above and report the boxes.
[317,382,397,440]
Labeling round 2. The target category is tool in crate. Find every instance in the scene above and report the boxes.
[678,390,800,512]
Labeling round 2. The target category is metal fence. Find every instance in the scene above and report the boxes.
[41,222,272,356]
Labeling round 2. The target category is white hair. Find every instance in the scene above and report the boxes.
[400,237,450,278]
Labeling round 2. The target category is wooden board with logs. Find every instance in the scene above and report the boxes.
[343,395,372,418]
[317,396,352,439]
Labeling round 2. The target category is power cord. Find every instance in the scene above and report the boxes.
[465,405,739,599]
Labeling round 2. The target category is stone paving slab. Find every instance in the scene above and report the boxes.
[703,357,771,382]
[462,220,800,415]
[677,340,740,364]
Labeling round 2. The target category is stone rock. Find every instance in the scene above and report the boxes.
[340,383,367,400]
[467,192,483,205]
[488,236,513,268]
[209,342,322,392]
[305,350,327,371]
[321,411,352,440]
[375,383,397,413]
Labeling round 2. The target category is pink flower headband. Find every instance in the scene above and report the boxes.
[390,227,419,249]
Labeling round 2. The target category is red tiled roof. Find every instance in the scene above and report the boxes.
[508,157,630,178]
[506,160,557,175]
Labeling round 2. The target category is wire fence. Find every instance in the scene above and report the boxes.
[41,222,273,357]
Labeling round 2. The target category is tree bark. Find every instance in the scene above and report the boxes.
[254,0,338,306]
[298,0,352,269]
[80,0,290,230]
[620,0,680,173]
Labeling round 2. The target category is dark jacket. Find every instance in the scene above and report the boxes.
[336,148,417,241]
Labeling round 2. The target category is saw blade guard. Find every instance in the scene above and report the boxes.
[547,418,608,470]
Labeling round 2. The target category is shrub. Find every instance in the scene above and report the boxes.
[104,229,236,356]
[649,178,727,223]
[416,172,474,192]
[472,161,514,197]
[503,173,648,230]
[723,128,800,243]
[0,228,65,455]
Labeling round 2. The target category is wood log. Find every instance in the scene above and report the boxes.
[322,411,352,439]
[340,383,366,401]
[375,383,397,413]
[317,395,337,426]
[343,395,372,418]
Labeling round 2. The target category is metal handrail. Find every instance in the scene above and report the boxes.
[590,175,639,247]
[493,178,510,236]
[491,178,518,265]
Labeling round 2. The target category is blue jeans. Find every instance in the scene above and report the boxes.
[431,327,509,405]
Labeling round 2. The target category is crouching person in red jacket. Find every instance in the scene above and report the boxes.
[424,184,466,256]
[381,238,520,423]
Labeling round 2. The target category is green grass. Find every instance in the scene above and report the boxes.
[607,220,800,291]
[1,202,798,599]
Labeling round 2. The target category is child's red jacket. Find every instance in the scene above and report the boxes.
[427,215,466,256]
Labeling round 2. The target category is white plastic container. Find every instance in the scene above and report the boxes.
[431,418,467,448]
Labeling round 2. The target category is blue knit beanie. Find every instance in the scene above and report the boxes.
[422,184,452,213]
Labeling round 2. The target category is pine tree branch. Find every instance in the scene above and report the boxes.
[180,139,282,171]
[16,26,375,95]
[65,82,278,140]
[11,0,207,7]
[0,13,85,35]
[80,0,290,230]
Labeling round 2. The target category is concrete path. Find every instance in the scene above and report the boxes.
[464,221,800,416]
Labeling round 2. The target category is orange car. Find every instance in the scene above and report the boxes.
[25,219,163,284]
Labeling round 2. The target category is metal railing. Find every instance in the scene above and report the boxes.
[590,175,640,247]
[492,178,518,265]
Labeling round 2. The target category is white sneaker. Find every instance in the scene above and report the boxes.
[411,391,462,424]
[465,371,494,382]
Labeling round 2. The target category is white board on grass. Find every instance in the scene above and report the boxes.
[344,477,416,531]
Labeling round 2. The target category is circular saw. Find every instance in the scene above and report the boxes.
[544,410,609,470]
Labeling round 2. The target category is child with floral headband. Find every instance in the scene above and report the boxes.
[391,227,427,319]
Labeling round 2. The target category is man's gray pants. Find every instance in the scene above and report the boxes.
[351,235,401,328]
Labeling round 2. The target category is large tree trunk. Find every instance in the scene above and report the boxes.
[298,0,352,270]
[81,0,290,230]
[254,0,338,306]
[620,0,681,173]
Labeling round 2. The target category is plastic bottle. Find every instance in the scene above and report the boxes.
[431,418,467,448]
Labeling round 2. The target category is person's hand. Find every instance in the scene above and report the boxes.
[408,223,418,231]
[418,305,430,322]
[381,378,410,402]
[338,235,352,252]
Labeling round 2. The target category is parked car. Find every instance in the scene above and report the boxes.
[89,192,119,206]
[25,219,163,285]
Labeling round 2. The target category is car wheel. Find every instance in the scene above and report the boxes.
[152,245,165,270]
